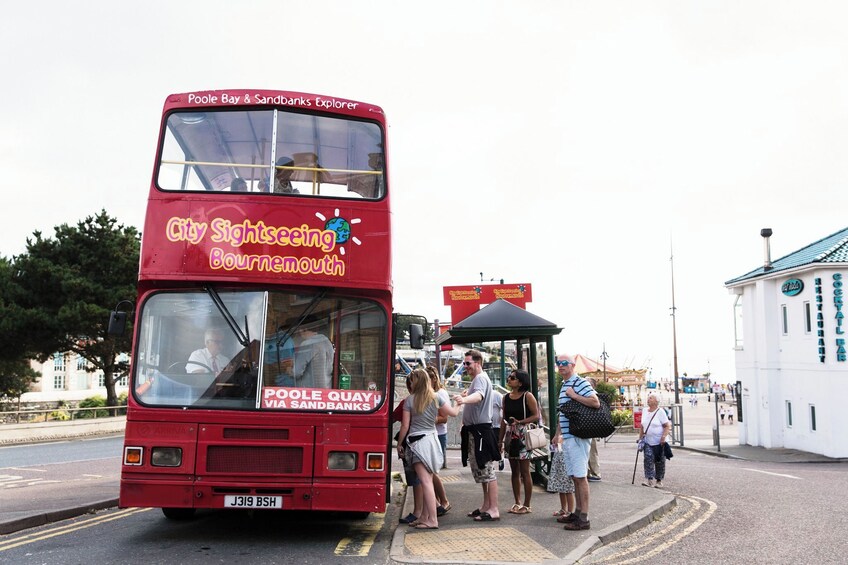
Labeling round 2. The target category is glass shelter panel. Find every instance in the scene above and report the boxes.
[158,109,384,198]
[134,289,388,411]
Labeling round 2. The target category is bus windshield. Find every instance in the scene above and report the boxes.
[134,289,388,412]
[158,109,385,198]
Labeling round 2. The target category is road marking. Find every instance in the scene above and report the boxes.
[7,467,47,472]
[742,468,801,480]
[586,495,717,564]
[0,508,151,551]
[334,512,385,556]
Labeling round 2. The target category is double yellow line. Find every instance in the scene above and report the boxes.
[0,508,150,552]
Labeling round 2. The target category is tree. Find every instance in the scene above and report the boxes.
[0,358,40,403]
[395,314,435,343]
[4,211,140,406]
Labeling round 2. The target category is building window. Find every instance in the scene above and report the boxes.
[54,372,66,390]
[77,355,87,371]
[810,405,816,432]
[781,304,788,335]
[804,301,812,334]
[53,352,65,372]
[733,295,743,349]
[118,375,128,387]
[786,400,793,428]
[99,374,106,387]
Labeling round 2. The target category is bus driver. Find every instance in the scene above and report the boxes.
[186,328,228,374]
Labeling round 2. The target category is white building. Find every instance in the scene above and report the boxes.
[725,227,848,458]
[23,352,129,403]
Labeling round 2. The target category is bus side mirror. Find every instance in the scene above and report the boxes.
[108,311,127,336]
[108,300,134,337]
[409,324,424,349]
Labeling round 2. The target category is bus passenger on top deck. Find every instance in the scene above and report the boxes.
[230,177,247,192]
[186,328,228,374]
[273,156,300,194]
[292,315,334,388]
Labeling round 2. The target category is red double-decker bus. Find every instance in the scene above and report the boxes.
[117,89,411,519]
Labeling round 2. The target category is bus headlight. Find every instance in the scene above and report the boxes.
[327,451,356,471]
[124,446,144,466]
[151,447,182,467]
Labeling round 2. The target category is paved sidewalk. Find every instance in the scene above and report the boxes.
[388,447,673,565]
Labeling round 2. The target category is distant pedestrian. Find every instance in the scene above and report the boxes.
[638,394,671,488]
[728,408,734,425]
[720,406,727,424]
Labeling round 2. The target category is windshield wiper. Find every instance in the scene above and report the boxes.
[204,285,250,347]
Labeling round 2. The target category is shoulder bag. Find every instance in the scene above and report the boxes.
[521,393,547,450]
[558,385,615,439]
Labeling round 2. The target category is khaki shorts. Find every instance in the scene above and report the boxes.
[466,439,497,483]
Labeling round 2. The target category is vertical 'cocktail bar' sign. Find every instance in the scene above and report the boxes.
[834,273,845,362]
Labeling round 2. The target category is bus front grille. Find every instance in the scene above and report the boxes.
[206,446,304,474]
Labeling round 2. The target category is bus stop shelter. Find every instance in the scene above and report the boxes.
[434,299,562,431]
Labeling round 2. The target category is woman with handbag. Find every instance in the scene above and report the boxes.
[637,393,671,488]
[498,370,541,515]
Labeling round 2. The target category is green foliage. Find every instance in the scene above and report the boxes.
[395,314,434,343]
[49,410,71,421]
[0,358,40,400]
[77,395,109,418]
[611,409,634,427]
[593,381,621,403]
[0,211,139,406]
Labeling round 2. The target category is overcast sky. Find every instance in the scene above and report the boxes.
[3,1,847,385]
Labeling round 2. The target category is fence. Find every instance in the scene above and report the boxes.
[1,405,127,424]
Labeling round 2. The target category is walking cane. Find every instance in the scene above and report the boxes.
[631,446,640,485]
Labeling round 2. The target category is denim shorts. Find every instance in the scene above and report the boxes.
[563,436,591,478]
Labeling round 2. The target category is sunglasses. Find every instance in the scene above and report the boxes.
[507,374,517,380]
[555,360,573,367]
[463,361,474,366]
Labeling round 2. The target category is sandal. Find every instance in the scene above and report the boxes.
[514,505,531,514]
[508,504,522,514]
[467,508,481,518]
[553,509,568,517]
[473,512,500,522]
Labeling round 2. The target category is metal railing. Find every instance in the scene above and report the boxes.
[1,405,126,424]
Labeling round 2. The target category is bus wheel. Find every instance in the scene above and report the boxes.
[162,507,196,520]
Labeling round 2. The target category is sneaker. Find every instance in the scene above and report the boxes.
[563,518,591,530]
[588,475,602,482]
[642,479,655,488]
[655,481,664,488]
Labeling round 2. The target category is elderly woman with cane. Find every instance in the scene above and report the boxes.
[636,394,672,488]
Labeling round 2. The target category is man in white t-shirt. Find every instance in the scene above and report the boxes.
[453,349,501,521]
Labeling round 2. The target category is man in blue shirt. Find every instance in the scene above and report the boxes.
[552,354,599,531]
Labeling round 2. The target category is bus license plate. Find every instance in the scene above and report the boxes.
[224,495,282,509]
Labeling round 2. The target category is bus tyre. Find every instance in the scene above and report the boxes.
[162,507,197,520]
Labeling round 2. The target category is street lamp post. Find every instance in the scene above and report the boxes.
[670,246,680,405]
[601,344,609,382]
